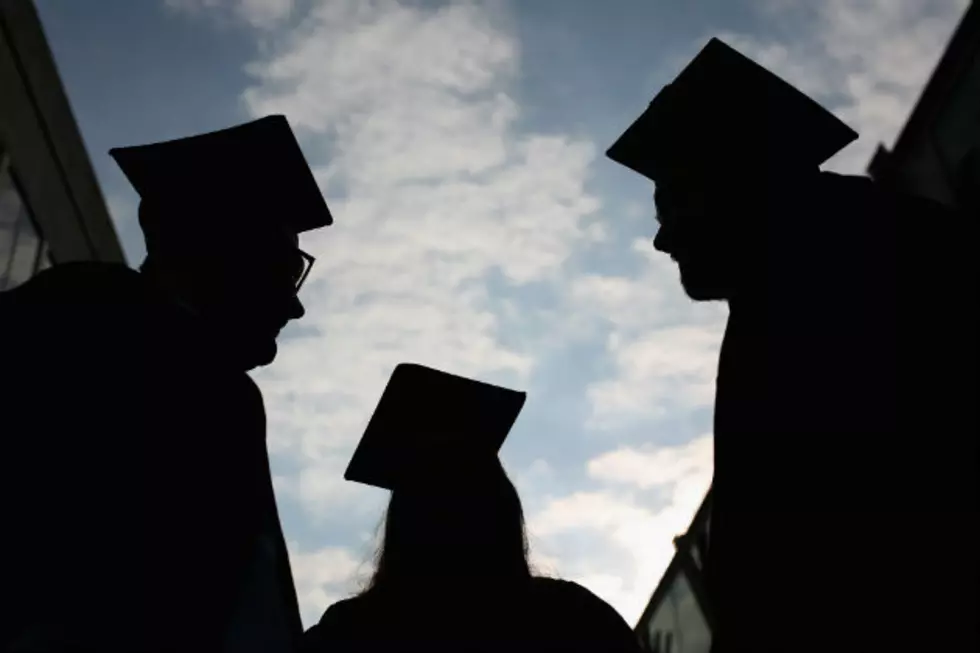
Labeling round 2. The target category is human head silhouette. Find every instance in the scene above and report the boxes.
[345,364,530,592]
[606,38,857,302]
[367,456,531,591]
[137,199,313,370]
[650,159,819,301]
[110,116,332,370]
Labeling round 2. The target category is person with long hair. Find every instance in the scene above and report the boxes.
[302,364,642,653]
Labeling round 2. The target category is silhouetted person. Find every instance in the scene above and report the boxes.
[0,116,332,652]
[607,38,977,653]
[302,364,643,653]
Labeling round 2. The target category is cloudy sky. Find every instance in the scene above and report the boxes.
[36,0,967,627]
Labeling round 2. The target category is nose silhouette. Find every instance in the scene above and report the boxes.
[653,225,670,254]
[287,296,305,321]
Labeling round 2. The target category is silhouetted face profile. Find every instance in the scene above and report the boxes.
[652,171,746,302]
[141,201,313,370]
[652,161,826,302]
[606,39,860,303]
[111,116,332,371]
[211,224,311,369]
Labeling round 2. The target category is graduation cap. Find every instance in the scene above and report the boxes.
[606,38,858,183]
[345,363,528,491]
[109,115,332,233]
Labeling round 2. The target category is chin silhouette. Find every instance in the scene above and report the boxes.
[677,261,732,302]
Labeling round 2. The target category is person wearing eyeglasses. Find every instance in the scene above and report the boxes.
[0,116,331,652]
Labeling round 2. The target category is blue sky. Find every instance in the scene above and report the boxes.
[36,0,967,626]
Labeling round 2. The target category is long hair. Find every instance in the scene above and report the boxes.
[366,457,531,592]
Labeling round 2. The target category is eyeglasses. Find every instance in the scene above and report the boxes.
[295,248,315,292]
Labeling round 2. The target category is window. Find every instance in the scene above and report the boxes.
[1,155,52,291]
[644,569,712,653]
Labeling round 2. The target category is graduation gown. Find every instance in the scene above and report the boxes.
[707,172,978,653]
[302,577,643,653]
[0,262,303,652]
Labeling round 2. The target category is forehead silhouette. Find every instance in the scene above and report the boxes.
[344,363,527,491]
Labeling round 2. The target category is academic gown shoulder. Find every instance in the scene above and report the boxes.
[708,173,977,653]
[303,576,642,653]
[0,262,302,651]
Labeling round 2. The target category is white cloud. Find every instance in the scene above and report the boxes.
[586,324,723,428]
[528,435,713,624]
[165,0,293,29]
[717,0,969,174]
[157,0,967,630]
[237,0,293,28]
[623,201,647,221]
[588,436,713,490]
[232,0,605,622]
[165,0,222,12]
[286,543,364,625]
[241,0,601,513]
[567,239,727,428]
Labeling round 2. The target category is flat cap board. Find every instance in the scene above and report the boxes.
[606,38,858,183]
[109,115,332,233]
[344,363,528,491]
